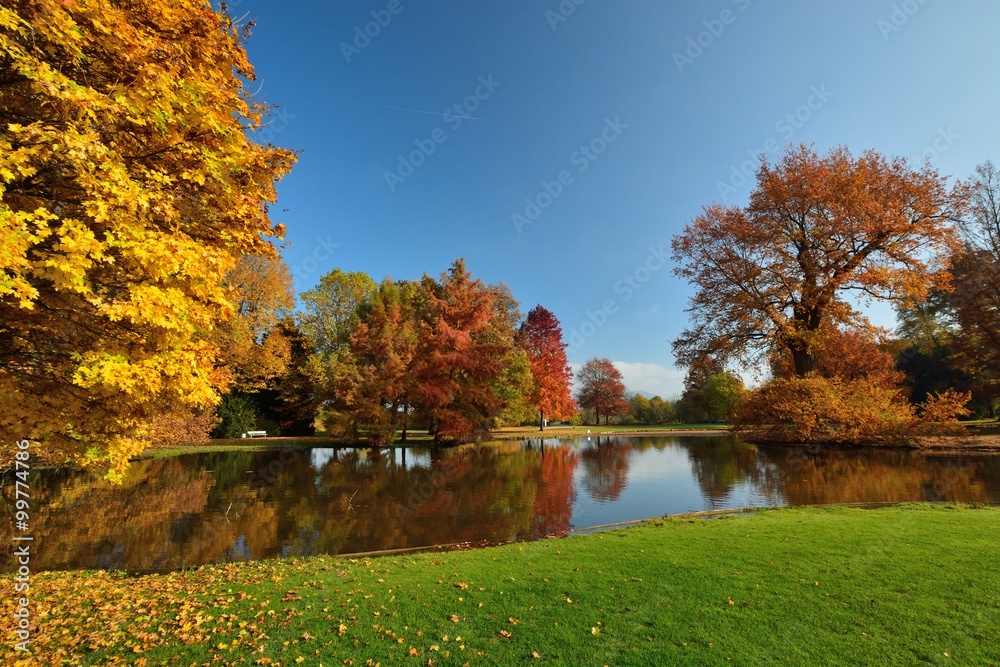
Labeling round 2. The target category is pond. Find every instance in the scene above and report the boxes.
[3,435,999,573]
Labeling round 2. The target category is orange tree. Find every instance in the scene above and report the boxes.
[737,325,970,444]
[673,145,972,442]
[0,1,295,478]
[575,357,629,426]
[518,305,577,430]
[672,145,967,377]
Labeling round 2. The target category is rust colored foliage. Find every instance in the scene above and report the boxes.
[772,325,906,388]
[415,261,507,442]
[344,260,508,445]
[518,306,577,428]
[672,144,968,378]
[748,325,969,444]
[575,357,630,425]
[342,279,420,445]
[734,376,970,445]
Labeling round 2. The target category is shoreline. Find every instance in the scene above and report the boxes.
[140,427,1000,459]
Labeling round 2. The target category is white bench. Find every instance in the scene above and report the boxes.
[242,430,268,438]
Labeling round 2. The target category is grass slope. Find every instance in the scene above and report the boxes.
[5,505,998,666]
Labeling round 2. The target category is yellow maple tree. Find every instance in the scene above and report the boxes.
[0,0,296,478]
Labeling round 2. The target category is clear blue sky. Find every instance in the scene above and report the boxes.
[233,0,1000,398]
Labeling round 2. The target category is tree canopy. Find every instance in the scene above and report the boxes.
[307,260,530,445]
[518,305,576,429]
[0,0,296,478]
[575,357,629,425]
[672,145,967,377]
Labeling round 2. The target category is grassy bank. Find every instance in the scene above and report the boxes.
[5,505,998,665]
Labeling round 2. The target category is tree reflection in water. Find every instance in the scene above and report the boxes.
[580,436,633,502]
[2,438,998,572]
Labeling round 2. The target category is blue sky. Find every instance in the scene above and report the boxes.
[234,0,1000,398]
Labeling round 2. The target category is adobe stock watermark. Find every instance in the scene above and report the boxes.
[877,0,931,41]
[911,126,958,165]
[716,85,833,201]
[545,0,586,31]
[384,75,502,192]
[672,0,751,73]
[511,116,628,234]
[11,438,33,654]
[566,240,670,351]
[290,234,340,284]
[340,0,412,63]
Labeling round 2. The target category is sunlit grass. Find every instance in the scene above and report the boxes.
[9,504,998,666]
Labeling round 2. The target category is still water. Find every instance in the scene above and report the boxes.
[3,435,999,572]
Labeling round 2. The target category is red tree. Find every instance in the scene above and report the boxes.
[575,358,629,425]
[518,306,577,430]
[346,279,420,445]
[414,260,506,443]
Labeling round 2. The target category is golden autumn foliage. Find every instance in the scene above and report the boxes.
[744,325,970,444]
[0,1,295,478]
[213,254,296,392]
[734,376,970,445]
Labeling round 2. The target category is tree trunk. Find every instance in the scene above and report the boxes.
[791,345,817,377]
[539,410,545,432]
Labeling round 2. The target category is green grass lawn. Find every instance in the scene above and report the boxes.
[6,504,998,666]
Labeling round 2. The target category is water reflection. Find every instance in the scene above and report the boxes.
[2,436,998,572]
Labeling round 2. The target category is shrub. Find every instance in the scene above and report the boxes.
[212,394,260,439]
[734,376,970,445]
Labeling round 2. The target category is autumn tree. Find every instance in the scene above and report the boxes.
[628,393,676,425]
[485,284,535,427]
[628,393,651,424]
[214,254,296,392]
[672,145,967,378]
[253,318,321,436]
[647,395,676,424]
[413,260,506,443]
[944,160,1000,399]
[0,1,295,478]
[772,324,905,388]
[575,358,629,425]
[300,268,377,360]
[518,306,576,430]
[343,279,420,444]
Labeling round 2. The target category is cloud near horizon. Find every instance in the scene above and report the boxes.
[569,361,686,400]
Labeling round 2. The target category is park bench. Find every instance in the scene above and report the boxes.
[242,430,268,438]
